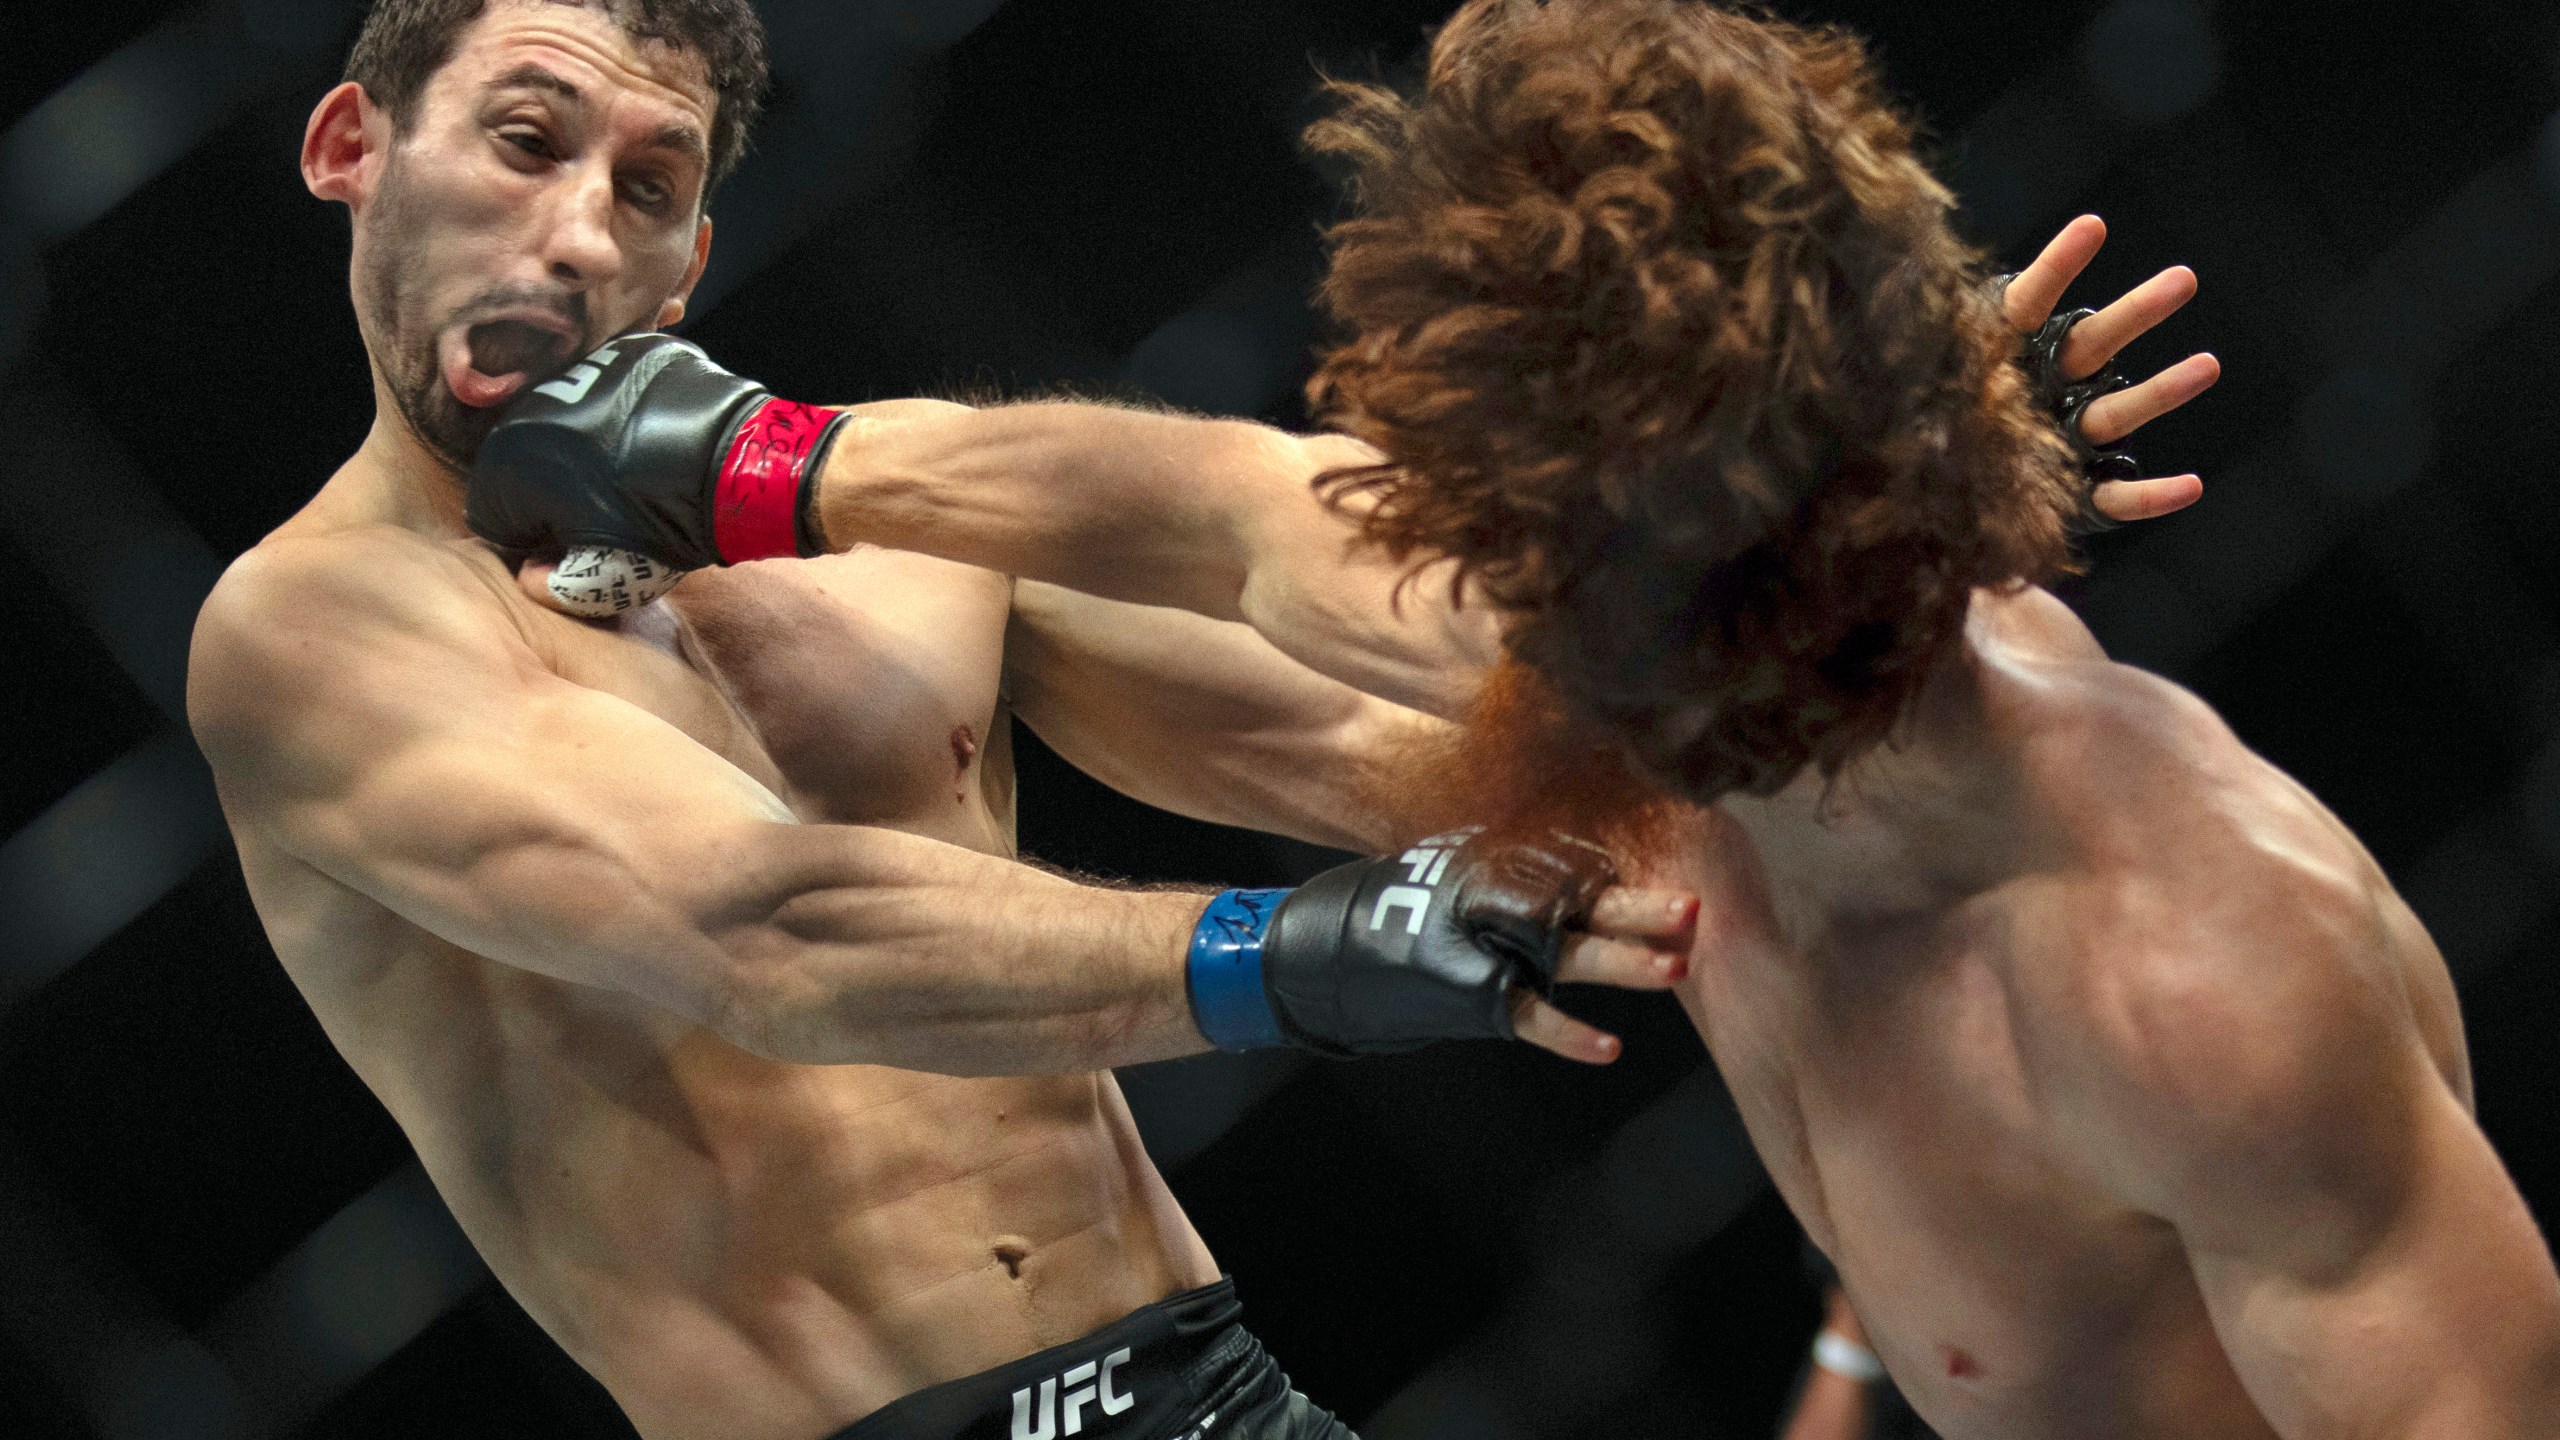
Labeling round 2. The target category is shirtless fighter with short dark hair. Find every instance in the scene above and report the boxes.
[467,2,2560,1435]
[184,4,1706,1440]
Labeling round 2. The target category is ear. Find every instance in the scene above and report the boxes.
[302,82,381,207]
[653,215,714,329]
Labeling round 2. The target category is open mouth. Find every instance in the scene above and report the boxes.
[442,315,578,409]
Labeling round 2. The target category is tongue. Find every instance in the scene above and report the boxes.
[442,320,568,409]
[441,330,525,409]
[446,355,525,409]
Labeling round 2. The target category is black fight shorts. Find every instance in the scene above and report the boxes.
[830,1280,1356,1440]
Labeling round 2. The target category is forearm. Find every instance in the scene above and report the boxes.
[705,825,1212,1074]
[1780,1290,1885,1440]
[1005,581,1445,853]
[472,341,1496,714]
[813,401,1297,617]
[818,402,1496,717]
[554,818,1215,1075]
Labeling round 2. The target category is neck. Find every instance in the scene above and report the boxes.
[309,377,473,541]
[1715,625,2025,932]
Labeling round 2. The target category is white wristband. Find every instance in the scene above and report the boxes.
[1812,1330,1886,1384]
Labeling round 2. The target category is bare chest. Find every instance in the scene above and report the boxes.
[529,551,1016,841]
[1679,919,2244,1432]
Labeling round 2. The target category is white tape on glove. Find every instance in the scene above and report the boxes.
[546,546,686,618]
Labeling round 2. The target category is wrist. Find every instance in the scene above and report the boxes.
[1185,888,1290,1050]
[711,396,850,563]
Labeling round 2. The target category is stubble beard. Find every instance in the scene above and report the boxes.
[356,156,488,475]
[355,153,616,476]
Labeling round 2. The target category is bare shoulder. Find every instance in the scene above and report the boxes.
[1979,607,2444,1201]
[188,526,532,787]
[1984,598,2366,902]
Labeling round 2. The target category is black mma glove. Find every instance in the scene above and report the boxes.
[1993,275,2139,533]
[467,332,845,570]
[1186,828,1616,1057]
[2023,307,2140,488]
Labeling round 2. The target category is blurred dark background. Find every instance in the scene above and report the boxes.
[4,0,2560,1436]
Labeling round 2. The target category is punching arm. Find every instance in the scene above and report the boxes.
[465,337,1500,719]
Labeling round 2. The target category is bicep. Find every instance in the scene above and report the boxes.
[1005,579,1432,852]
[2178,1074,2560,1436]
[309,682,793,1000]
[196,565,792,1019]
[2060,874,2560,1435]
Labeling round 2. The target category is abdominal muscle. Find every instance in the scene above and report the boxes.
[243,838,1218,1440]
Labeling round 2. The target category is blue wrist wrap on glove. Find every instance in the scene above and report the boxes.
[1186,888,1291,1051]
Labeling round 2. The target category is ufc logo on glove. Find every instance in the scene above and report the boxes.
[1183,827,1613,1056]
[1367,838,1463,935]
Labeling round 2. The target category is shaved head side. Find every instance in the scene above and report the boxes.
[1305,0,2085,806]
[344,0,766,194]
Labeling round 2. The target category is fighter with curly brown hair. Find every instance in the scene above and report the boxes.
[458,2,2559,1435]
[1286,6,2560,1432]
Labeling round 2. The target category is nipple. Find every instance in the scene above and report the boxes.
[951,724,979,804]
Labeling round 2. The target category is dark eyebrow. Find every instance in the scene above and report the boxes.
[485,63,706,168]
[645,121,709,168]
[487,63,581,102]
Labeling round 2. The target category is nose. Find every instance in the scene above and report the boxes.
[538,157,622,292]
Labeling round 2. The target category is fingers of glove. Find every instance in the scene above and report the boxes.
[2002,215,2107,334]
[520,546,688,618]
[2061,266,2197,379]
[1509,992,1624,1065]
[2090,474,2204,523]
[1451,838,1621,948]
[2080,352,2221,445]
[1584,886,1699,944]
[1554,931,1688,989]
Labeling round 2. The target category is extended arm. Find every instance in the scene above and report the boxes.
[465,217,2220,717]
[464,339,1497,718]
[861,216,2217,653]
[1004,578,1438,855]
[190,538,1210,1076]
[999,579,1691,1060]
[809,399,1497,718]
[191,538,1685,1072]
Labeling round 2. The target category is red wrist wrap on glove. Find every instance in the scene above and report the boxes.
[713,397,838,563]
